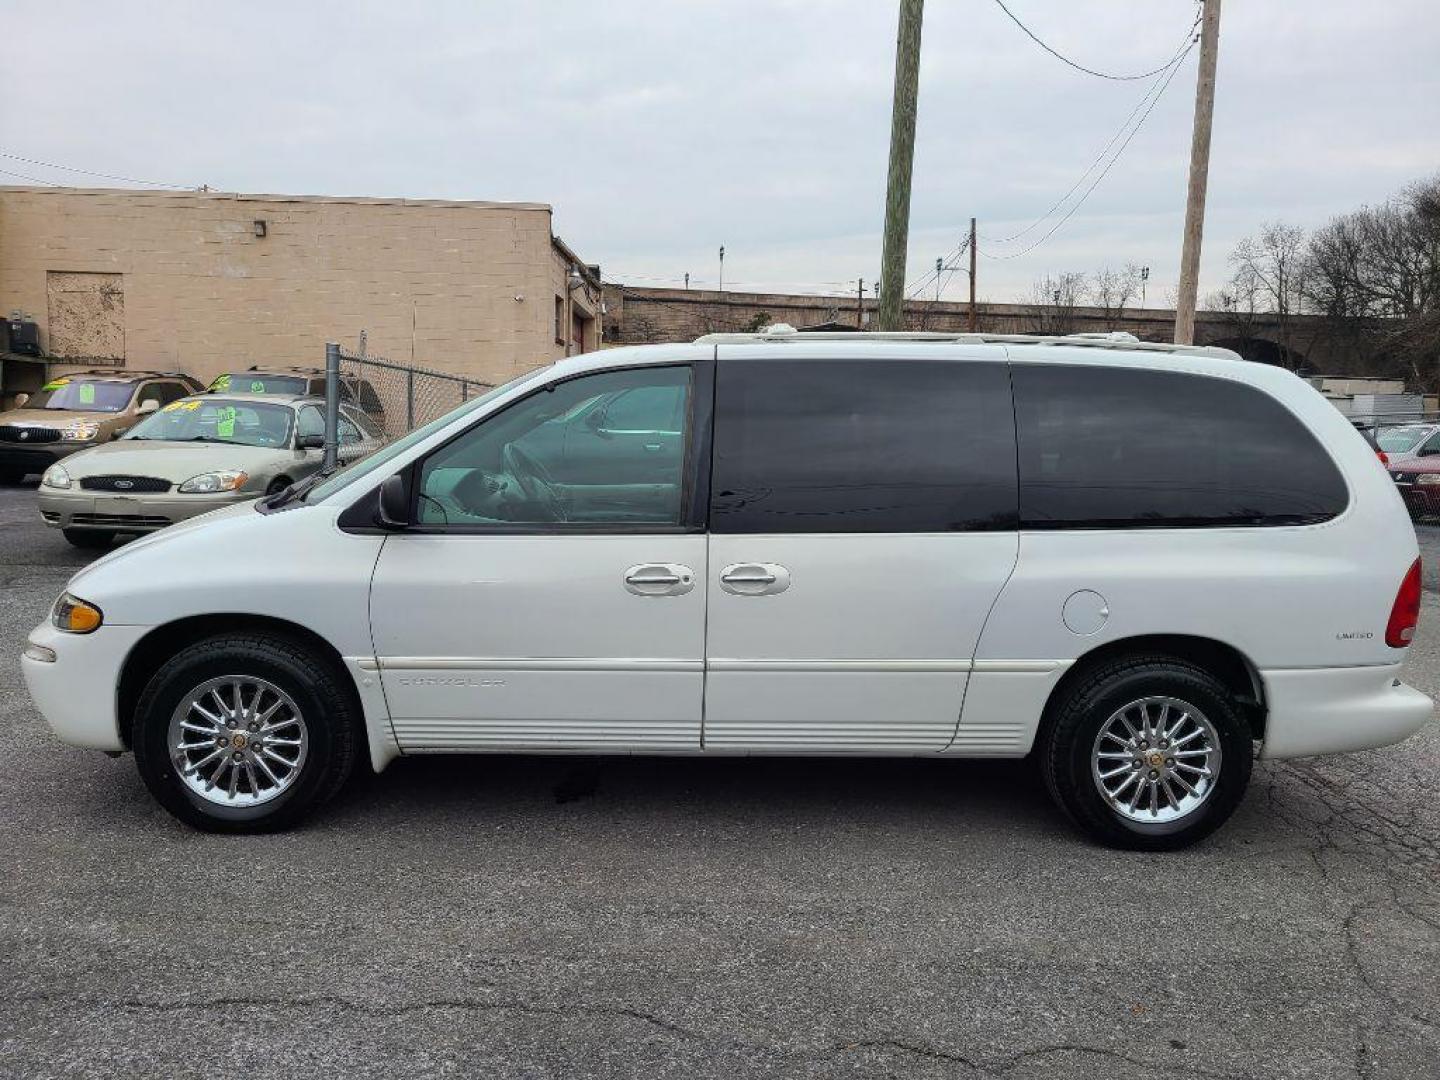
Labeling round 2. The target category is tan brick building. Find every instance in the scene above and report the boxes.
[0,186,601,390]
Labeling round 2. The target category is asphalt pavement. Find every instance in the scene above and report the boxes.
[1,480,1437,1079]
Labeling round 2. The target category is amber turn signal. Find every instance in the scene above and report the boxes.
[52,593,103,634]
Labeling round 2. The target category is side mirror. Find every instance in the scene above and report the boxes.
[297,433,325,450]
[136,399,160,415]
[13,392,29,408]
[376,471,411,530]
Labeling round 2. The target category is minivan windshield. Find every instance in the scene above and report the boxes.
[24,379,134,413]
[306,366,552,503]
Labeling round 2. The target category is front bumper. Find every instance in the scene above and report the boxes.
[22,620,151,751]
[0,441,88,478]
[1392,479,1440,518]
[37,487,256,532]
[1260,663,1433,759]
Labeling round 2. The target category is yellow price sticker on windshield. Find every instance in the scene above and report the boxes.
[41,378,70,391]
[210,375,232,391]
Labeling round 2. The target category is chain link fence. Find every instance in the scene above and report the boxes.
[324,344,493,445]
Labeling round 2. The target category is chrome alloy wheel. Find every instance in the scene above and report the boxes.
[167,676,309,807]
[1091,696,1222,825]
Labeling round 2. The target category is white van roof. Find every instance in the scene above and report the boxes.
[694,323,1239,361]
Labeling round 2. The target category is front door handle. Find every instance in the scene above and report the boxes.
[624,563,695,597]
[719,562,790,596]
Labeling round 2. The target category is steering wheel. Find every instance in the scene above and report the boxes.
[503,442,567,522]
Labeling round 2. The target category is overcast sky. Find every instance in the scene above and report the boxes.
[3,0,1437,306]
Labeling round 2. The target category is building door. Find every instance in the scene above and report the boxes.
[702,348,1020,752]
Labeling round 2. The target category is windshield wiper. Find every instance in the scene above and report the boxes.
[264,462,340,509]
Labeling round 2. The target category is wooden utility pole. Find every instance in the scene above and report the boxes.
[876,0,925,332]
[968,217,977,331]
[1174,0,1221,345]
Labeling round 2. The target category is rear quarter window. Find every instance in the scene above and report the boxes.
[1012,364,1348,529]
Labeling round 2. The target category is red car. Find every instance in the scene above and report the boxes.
[1388,457,1440,518]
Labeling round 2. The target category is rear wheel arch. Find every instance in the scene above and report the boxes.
[117,614,360,750]
[1042,634,1266,742]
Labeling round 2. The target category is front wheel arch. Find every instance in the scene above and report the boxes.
[116,614,361,751]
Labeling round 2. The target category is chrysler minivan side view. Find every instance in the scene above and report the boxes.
[21,329,1433,849]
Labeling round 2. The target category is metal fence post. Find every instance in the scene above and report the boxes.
[323,342,340,470]
[406,369,416,431]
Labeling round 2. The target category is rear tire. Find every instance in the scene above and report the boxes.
[131,633,360,832]
[62,528,115,549]
[1039,656,1253,851]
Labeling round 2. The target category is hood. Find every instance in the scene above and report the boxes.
[0,408,114,428]
[73,498,265,579]
[59,439,306,480]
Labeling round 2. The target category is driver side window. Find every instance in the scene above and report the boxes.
[417,365,692,528]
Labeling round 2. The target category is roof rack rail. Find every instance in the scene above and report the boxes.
[693,323,1239,359]
[60,368,192,379]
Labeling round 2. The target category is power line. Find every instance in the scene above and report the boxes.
[0,150,189,189]
[979,38,1196,263]
[980,21,1200,247]
[0,166,56,186]
[992,0,1199,81]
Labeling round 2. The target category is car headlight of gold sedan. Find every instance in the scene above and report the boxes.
[177,470,249,494]
[40,464,71,489]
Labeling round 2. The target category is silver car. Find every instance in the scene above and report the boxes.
[37,393,383,548]
[1375,422,1440,465]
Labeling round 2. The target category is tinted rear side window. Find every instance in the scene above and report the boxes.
[711,357,1017,533]
[1012,364,1347,529]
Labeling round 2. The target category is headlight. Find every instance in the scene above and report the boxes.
[52,593,102,634]
[41,464,71,489]
[61,421,100,441]
[177,469,249,494]
[1417,474,1440,486]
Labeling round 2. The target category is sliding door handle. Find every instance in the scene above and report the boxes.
[719,562,790,596]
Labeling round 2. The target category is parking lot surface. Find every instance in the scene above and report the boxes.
[1,481,1437,1079]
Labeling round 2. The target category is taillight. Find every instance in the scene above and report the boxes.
[1377,449,1390,466]
[1386,558,1422,648]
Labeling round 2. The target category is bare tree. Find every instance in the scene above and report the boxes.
[1220,222,1310,367]
[1303,175,1440,386]
[1026,272,1086,334]
[1088,264,1144,330]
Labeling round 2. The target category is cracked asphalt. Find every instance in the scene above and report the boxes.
[1,482,1437,1079]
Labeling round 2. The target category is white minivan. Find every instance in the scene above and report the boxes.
[21,330,1433,849]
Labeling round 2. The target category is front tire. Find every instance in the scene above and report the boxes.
[63,528,115,549]
[131,633,360,832]
[1039,657,1253,851]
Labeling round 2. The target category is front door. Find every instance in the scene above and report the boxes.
[368,357,708,752]
[702,348,1019,752]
